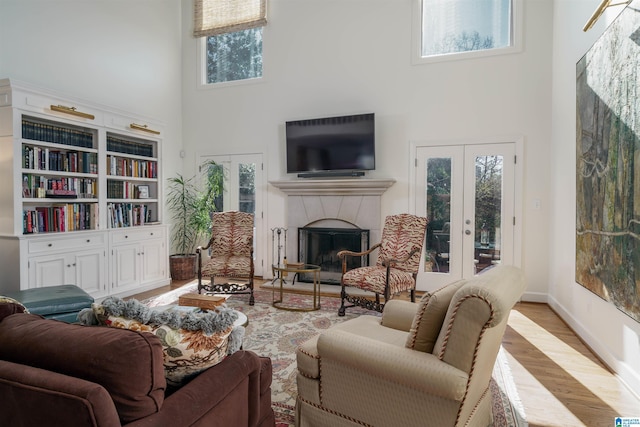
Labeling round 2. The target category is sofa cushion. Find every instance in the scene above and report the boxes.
[405,279,466,353]
[86,297,245,387]
[0,314,166,424]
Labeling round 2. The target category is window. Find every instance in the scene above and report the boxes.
[205,28,263,85]
[413,0,520,63]
[193,0,266,86]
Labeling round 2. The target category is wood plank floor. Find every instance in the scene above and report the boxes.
[131,280,640,426]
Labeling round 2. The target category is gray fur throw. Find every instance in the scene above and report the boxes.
[78,296,244,354]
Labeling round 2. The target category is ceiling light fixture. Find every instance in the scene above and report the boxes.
[583,0,631,32]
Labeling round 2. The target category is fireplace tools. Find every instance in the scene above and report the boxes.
[271,227,288,283]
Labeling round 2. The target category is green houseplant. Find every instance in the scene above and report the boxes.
[166,161,223,280]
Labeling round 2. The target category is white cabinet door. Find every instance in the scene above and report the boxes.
[28,254,68,288]
[74,249,107,298]
[112,243,140,293]
[110,226,168,295]
[141,239,166,284]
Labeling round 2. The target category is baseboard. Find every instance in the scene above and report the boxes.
[547,294,640,399]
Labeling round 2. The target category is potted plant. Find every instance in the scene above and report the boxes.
[166,160,223,280]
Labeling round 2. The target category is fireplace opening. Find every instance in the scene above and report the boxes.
[298,227,370,285]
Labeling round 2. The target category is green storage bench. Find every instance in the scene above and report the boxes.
[3,285,94,323]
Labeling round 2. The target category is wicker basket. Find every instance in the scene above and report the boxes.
[169,254,196,281]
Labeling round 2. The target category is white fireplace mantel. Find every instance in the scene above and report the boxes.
[269,178,396,196]
[271,178,395,269]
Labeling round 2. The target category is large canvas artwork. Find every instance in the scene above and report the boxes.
[576,0,640,322]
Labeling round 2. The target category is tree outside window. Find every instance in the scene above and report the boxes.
[421,0,512,58]
[206,28,263,84]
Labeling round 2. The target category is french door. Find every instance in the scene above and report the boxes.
[198,153,264,277]
[414,142,518,290]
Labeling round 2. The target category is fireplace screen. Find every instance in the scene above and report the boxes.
[298,227,370,285]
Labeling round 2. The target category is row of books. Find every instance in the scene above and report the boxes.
[107,180,150,199]
[23,203,98,234]
[107,203,152,228]
[107,155,157,178]
[107,136,154,158]
[22,174,97,199]
[22,120,93,148]
[23,146,98,174]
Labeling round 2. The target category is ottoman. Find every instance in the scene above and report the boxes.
[4,285,94,323]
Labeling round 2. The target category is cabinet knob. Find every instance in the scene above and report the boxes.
[48,243,53,247]
[150,232,154,236]
[67,264,71,267]
[86,239,90,243]
[125,235,129,238]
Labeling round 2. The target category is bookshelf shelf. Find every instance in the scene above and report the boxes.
[0,78,169,298]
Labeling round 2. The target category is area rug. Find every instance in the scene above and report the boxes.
[143,283,527,426]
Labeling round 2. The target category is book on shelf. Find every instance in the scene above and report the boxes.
[107,136,154,158]
[22,203,97,234]
[107,203,152,228]
[22,119,93,148]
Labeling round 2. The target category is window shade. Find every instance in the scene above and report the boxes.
[194,0,267,38]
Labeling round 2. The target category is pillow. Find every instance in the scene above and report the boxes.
[405,279,466,353]
[82,297,245,387]
[0,296,28,322]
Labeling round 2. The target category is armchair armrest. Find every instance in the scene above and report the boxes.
[337,242,381,259]
[380,300,418,332]
[317,329,468,401]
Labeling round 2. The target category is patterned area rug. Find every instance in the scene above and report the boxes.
[143,283,527,426]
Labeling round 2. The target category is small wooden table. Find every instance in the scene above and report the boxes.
[178,293,227,310]
[271,263,321,311]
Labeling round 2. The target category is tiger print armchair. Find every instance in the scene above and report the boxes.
[337,213,428,316]
[197,211,255,305]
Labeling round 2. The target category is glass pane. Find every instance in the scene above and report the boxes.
[422,0,512,57]
[205,162,224,213]
[206,28,263,84]
[474,155,502,273]
[425,157,452,273]
[238,163,255,214]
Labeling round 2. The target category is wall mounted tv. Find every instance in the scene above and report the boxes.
[285,112,375,178]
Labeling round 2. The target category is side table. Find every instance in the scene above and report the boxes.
[272,263,321,311]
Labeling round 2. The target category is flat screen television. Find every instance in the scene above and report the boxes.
[285,112,375,177]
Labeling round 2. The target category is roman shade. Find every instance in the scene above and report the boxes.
[194,0,267,38]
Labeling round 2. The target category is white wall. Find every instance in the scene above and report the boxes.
[181,0,554,299]
[549,0,640,395]
[0,0,184,205]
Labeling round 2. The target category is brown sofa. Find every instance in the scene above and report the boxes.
[0,303,275,427]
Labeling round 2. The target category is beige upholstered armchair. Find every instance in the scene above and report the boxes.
[337,213,428,316]
[296,265,526,427]
[197,211,255,305]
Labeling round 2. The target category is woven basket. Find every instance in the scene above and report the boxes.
[169,254,196,280]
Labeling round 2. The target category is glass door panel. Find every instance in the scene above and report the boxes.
[198,153,264,276]
[415,143,515,290]
[473,155,504,274]
[425,157,453,274]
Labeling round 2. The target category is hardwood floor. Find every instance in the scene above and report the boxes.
[131,280,640,426]
[502,302,640,426]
